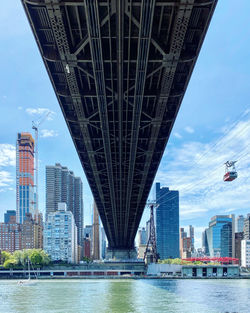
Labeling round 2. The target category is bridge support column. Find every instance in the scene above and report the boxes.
[106,248,137,260]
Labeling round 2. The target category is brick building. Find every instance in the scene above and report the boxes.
[0,223,22,253]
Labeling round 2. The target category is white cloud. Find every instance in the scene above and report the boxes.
[173,132,182,139]
[155,118,250,220]
[18,106,23,110]
[40,129,58,138]
[25,108,55,121]
[0,171,13,187]
[184,126,194,134]
[0,144,16,167]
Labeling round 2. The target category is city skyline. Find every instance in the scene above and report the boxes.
[0,1,250,250]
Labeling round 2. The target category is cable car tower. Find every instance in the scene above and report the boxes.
[144,201,159,264]
[223,161,238,182]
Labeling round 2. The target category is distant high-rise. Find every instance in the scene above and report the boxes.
[189,225,194,253]
[243,216,250,240]
[45,163,83,247]
[180,228,191,258]
[16,133,35,224]
[235,232,244,265]
[83,225,92,258]
[92,202,100,260]
[4,210,16,224]
[241,239,250,268]
[84,238,91,258]
[206,215,235,257]
[180,228,187,239]
[236,215,245,233]
[156,183,179,259]
[100,227,107,259]
[84,225,93,240]
[146,220,150,242]
[138,227,147,245]
[202,229,209,255]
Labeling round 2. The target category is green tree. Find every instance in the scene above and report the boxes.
[39,250,50,265]
[13,250,23,266]
[30,250,43,265]
[3,258,17,269]
[0,251,12,264]
[21,249,31,268]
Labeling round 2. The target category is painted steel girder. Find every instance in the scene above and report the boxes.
[21,0,217,249]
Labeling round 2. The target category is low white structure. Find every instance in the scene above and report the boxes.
[241,239,250,268]
[44,203,78,263]
[147,263,182,276]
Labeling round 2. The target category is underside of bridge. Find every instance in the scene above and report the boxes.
[22,0,217,251]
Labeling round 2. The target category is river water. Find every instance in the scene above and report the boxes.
[0,279,249,313]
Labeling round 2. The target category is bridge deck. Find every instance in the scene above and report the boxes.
[22,0,217,249]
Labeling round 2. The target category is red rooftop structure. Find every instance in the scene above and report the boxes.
[182,257,239,265]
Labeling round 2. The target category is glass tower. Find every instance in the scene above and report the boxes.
[156,182,179,259]
[236,215,244,233]
[16,133,35,224]
[206,215,234,257]
[4,210,16,224]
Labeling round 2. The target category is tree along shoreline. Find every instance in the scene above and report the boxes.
[0,249,50,269]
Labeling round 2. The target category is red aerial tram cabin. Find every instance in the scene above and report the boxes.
[223,161,237,182]
[223,171,237,182]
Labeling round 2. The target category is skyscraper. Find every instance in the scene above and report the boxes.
[46,163,83,247]
[243,215,250,240]
[156,183,179,259]
[92,202,100,260]
[189,225,194,253]
[236,215,245,233]
[146,220,150,243]
[180,228,191,258]
[202,229,209,255]
[83,225,92,258]
[16,133,35,224]
[4,210,16,224]
[100,227,107,259]
[138,227,147,245]
[235,232,244,265]
[206,215,235,257]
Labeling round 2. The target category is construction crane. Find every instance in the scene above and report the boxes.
[144,200,159,264]
[32,111,51,219]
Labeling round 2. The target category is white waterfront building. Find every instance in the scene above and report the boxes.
[44,203,78,263]
[241,239,250,268]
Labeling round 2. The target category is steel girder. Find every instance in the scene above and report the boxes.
[22,0,217,249]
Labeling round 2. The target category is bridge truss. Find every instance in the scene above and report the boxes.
[22,0,217,250]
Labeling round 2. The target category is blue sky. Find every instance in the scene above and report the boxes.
[0,1,250,248]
